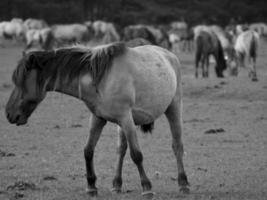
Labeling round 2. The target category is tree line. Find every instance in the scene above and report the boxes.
[0,0,266,26]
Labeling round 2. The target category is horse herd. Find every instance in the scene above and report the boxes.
[0,18,263,82]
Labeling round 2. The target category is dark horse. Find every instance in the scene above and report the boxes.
[195,30,227,78]
[6,42,189,198]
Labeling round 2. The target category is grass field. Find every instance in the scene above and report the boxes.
[0,41,266,200]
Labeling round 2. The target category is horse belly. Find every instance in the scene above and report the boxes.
[132,56,177,124]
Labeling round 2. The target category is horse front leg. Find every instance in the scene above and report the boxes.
[119,112,153,198]
[201,56,206,78]
[205,55,210,78]
[84,115,107,197]
[165,99,190,194]
[195,52,201,78]
[112,126,128,193]
[195,60,199,78]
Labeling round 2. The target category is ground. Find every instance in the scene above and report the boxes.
[0,40,266,200]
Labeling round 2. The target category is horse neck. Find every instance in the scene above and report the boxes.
[214,42,226,67]
[45,71,98,107]
[46,74,80,98]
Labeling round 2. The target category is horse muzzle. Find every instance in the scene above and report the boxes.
[6,110,28,126]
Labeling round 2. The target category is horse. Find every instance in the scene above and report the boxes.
[89,20,120,44]
[5,42,189,198]
[249,22,267,37]
[51,24,92,47]
[209,25,236,64]
[171,27,194,52]
[195,30,227,78]
[25,28,53,50]
[145,25,172,49]
[123,25,157,45]
[24,18,48,30]
[2,20,26,42]
[11,18,23,24]
[232,30,260,81]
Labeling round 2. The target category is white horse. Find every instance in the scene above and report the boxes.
[2,20,26,42]
[92,20,120,42]
[249,23,267,37]
[51,24,91,46]
[233,30,260,81]
[24,18,48,30]
[25,28,53,50]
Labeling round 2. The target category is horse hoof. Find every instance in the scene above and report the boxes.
[86,188,98,197]
[180,186,190,194]
[111,187,122,194]
[141,191,155,199]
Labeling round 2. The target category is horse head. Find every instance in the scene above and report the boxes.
[6,53,47,125]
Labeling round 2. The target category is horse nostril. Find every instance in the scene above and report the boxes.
[15,115,20,122]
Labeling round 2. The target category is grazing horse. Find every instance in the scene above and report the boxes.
[249,22,267,37]
[233,30,260,81]
[2,21,26,42]
[25,28,53,50]
[5,42,189,198]
[91,20,120,43]
[51,24,92,47]
[195,31,227,78]
[123,25,157,45]
[24,18,48,30]
[145,25,172,49]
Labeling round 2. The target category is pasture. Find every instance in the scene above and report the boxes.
[0,41,267,200]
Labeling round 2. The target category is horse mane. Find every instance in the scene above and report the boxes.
[12,42,126,89]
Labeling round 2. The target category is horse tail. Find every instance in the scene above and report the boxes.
[140,122,154,134]
[249,33,258,59]
[195,35,203,66]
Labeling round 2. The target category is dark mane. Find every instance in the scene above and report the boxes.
[12,42,126,89]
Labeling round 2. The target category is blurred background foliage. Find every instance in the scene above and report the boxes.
[0,0,266,26]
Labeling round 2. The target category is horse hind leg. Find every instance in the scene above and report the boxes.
[112,126,128,193]
[250,56,258,81]
[84,115,107,197]
[119,112,153,198]
[165,99,190,193]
